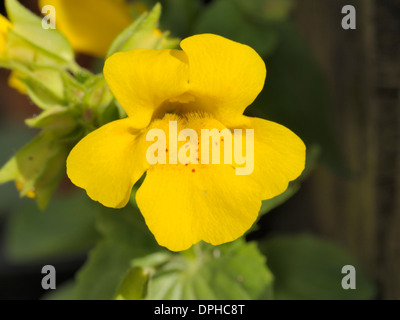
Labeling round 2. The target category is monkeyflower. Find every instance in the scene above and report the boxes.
[67,34,306,251]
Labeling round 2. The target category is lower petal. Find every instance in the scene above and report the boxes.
[67,118,148,208]
[136,164,262,251]
[238,116,306,200]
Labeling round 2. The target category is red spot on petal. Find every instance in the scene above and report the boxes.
[192,169,196,173]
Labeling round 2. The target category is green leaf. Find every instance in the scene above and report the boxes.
[0,132,71,209]
[194,0,279,57]
[83,76,112,109]
[81,75,118,127]
[6,0,74,64]
[9,26,73,66]
[259,234,377,300]
[24,68,64,101]
[75,202,274,300]
[74,239,140,300]
[115,267,151,300]
[25,106,77,137]
[107,3,179,58]
[23,79,62,110]
[73,205,159,300]
[139,240,274,300]
[8,63,68,109]
[0,122,33,214]
[5,191,99,262]
[5,0,41,25]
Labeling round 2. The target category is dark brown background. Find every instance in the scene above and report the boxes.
[291,0,400,299]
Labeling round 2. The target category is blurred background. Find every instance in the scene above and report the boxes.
[0,0,399,299]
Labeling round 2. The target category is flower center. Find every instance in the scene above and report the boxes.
[145,112,232,171]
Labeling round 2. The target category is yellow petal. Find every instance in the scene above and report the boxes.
[236,116,306,200]
[104,49,190,129]
[136,164,262,251]
[16,181,36,199]
[180,34,266,125]
[39,0,132,57]
[0,14,11,53]
[103,34,266,129]
[8,70,27,94]
[66,118,149,208]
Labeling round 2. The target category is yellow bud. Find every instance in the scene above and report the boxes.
[16,180,37,199]
[153,28,163,38]
[8,71,28,94]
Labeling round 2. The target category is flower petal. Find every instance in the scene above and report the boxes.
[8,71,27,94]
[0,14,11,53]
[67,118,148,208]
[180,34,266,124]
[237,116,306,200]
[39,0,132,57]
[136,164,262,251]
[104,49,190,129]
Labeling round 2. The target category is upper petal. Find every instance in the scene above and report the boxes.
[136,164,262,251]
[181,34,266,124]
[104,49,190,129]
[39,0,132,57]
[66,118,149,208]
[103,34,266,129]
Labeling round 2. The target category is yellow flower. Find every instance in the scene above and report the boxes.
[8,70,27,94]
[16,180,36,199]
[39,0,135,57]
[0,15,27,93]
[67,34,306,251]
[0,14,11,54]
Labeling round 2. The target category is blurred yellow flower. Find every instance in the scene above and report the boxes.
[16,180,36,199]
[38,0,136,57]
[0,15,27,93]
[67,34,306,251]
[8,70,27,94]
[0,14,11,54]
